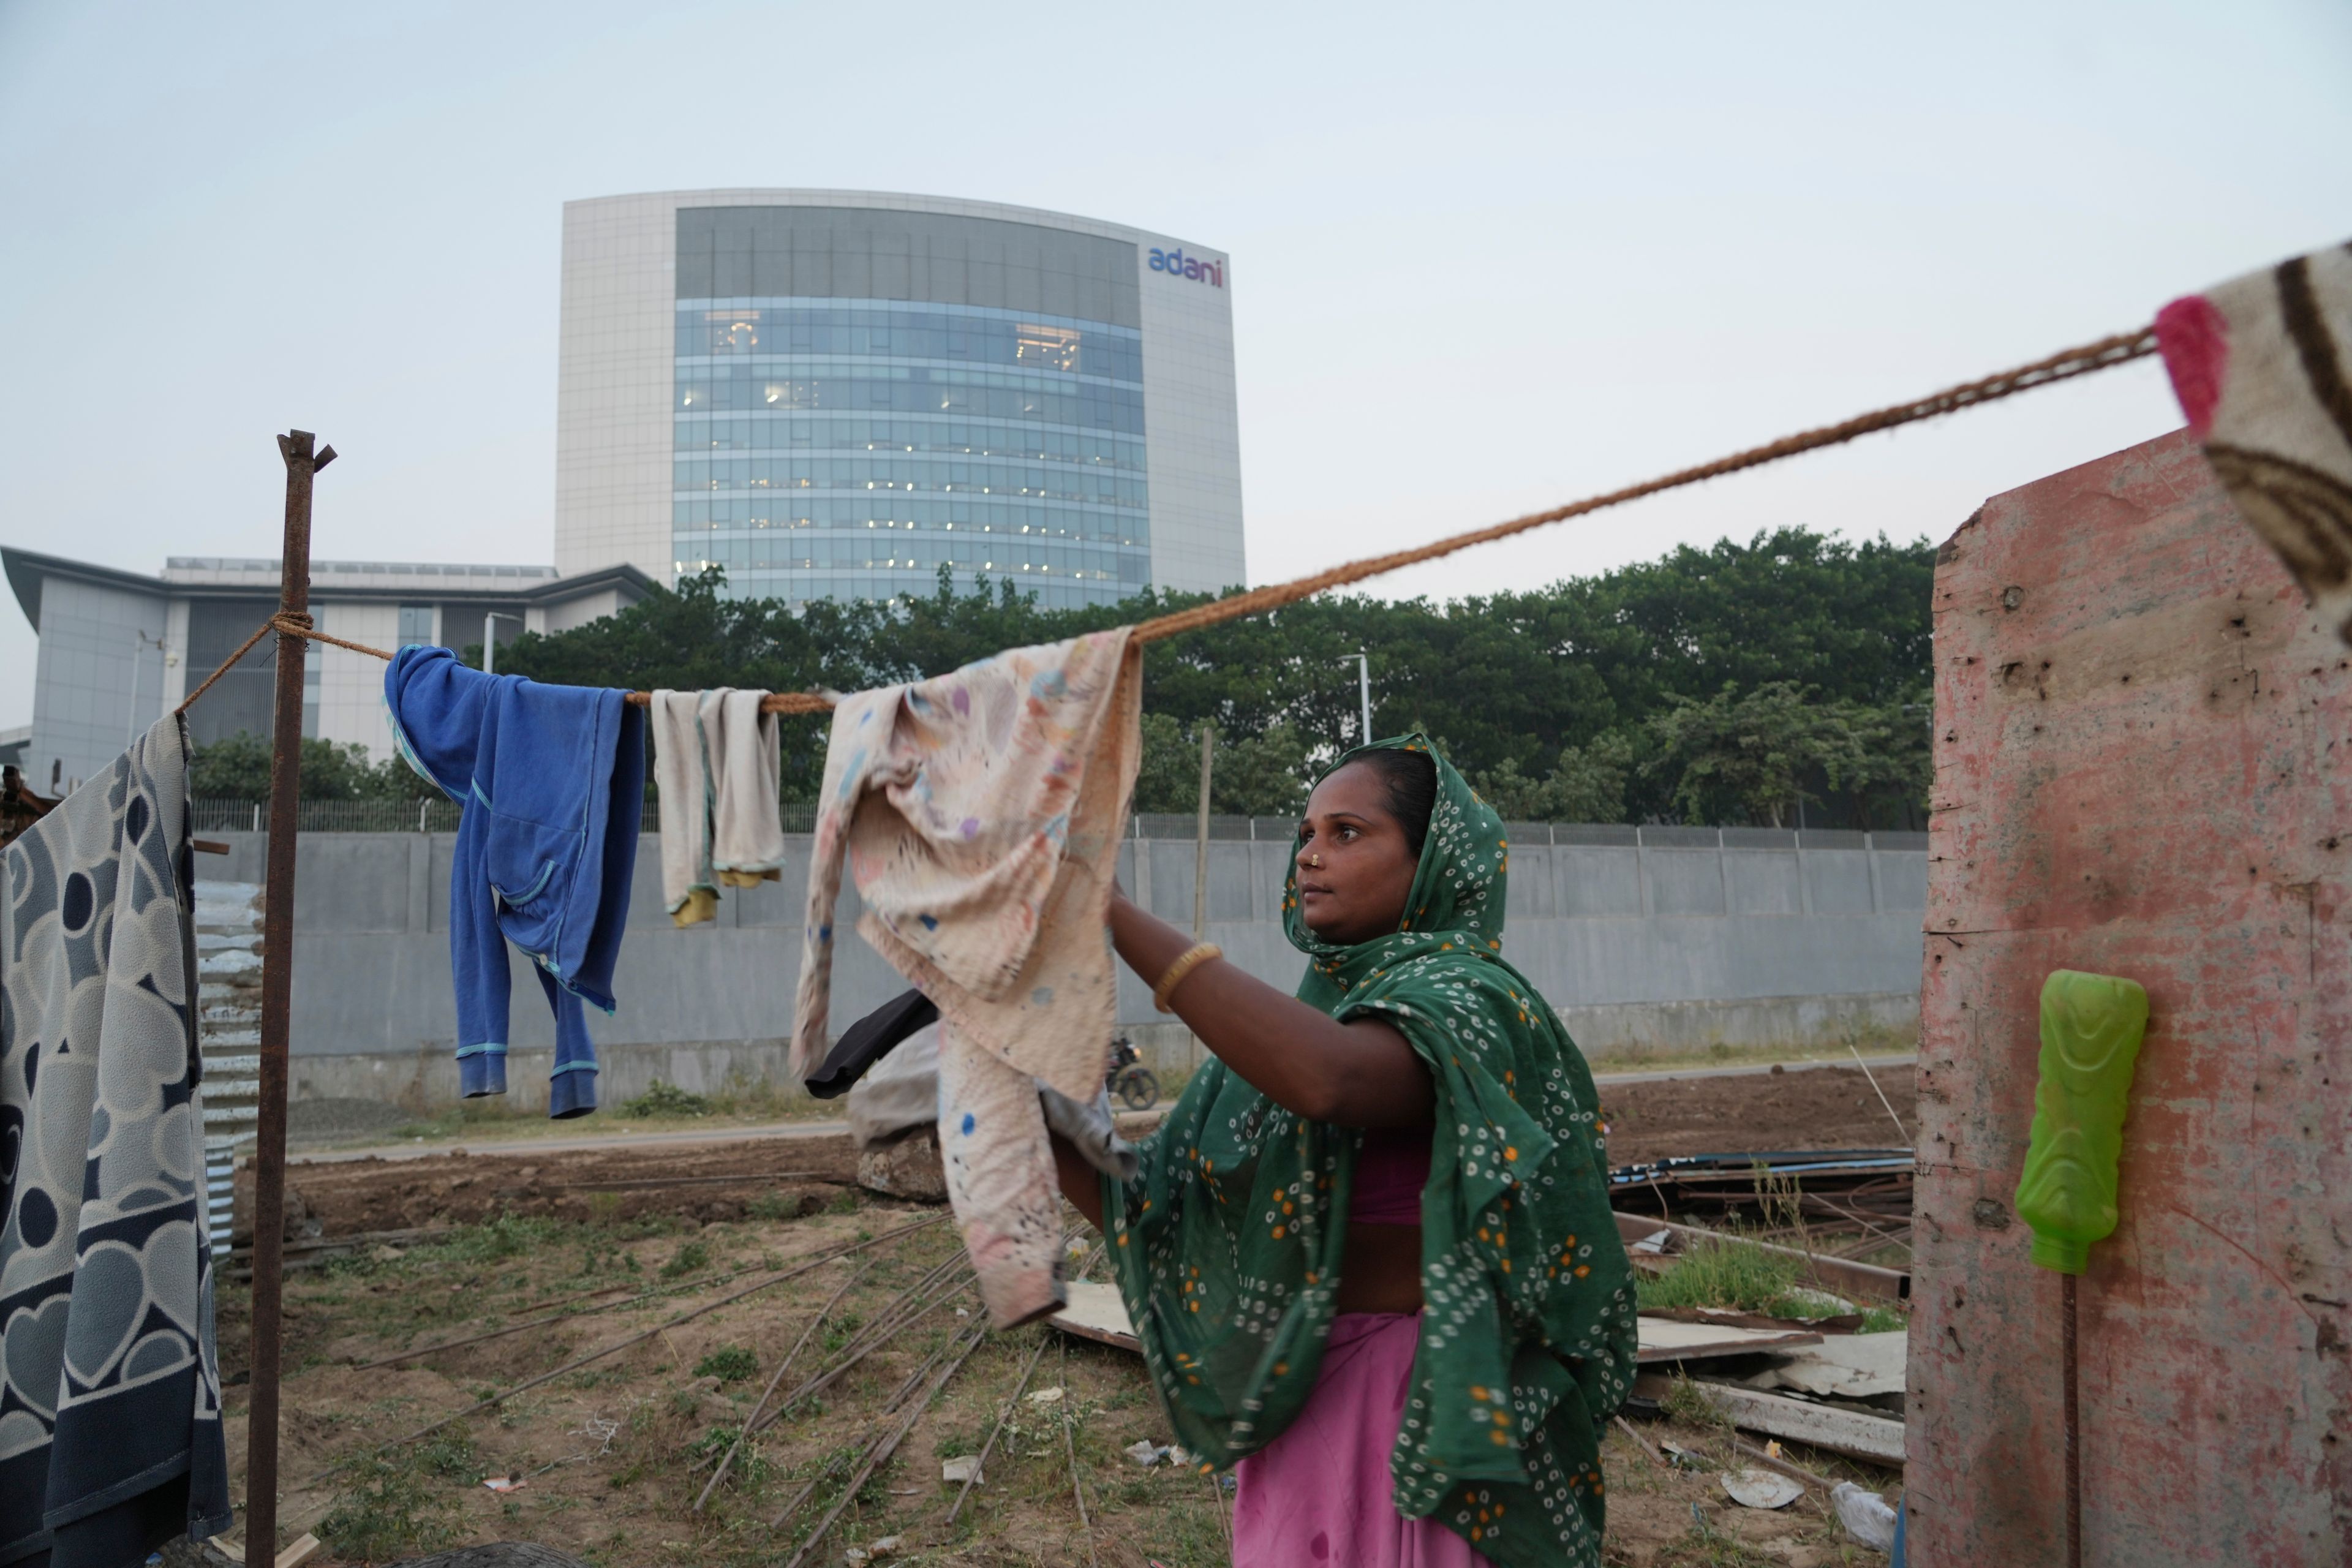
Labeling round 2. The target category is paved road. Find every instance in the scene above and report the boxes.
[288,1054,1917,1168]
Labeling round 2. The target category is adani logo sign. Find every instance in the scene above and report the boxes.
[1148,247,1224,288]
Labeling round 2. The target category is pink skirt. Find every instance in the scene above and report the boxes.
[1231,1313,1488,1567]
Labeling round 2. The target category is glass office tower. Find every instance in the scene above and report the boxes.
[557,193,1244,609]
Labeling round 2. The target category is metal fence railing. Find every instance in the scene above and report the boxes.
[185,799,1926,851]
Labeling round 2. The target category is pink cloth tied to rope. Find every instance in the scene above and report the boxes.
[791,629,1142,1325]
[2157,240,2352,641]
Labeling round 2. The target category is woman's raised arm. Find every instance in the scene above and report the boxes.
[1107,890,1432,1129]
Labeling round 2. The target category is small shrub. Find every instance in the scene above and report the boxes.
[317,1456,460,1561]
[695,1346,758,1384]
[417,1425,481,1482]
[687,1423,771,1487]
[621,1079,712,1118]
[750,1189,807,1222]
[662,1240,711,1280]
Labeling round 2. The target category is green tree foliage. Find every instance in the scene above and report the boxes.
[189,732,438,802]
[490,529,1935,828]
[1643,681,1880,828]
[1134,714,1317,817]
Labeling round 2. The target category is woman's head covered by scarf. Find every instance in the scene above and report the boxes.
[1283,734,1512,992]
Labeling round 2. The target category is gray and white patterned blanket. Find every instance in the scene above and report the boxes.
[1,715,229,1567]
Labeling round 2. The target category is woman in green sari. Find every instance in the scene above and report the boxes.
[1053,736,1637,1567]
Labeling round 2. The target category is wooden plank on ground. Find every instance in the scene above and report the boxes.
[1050,1280,1140,1352]
[1634,1371,1904,1465]
[1635,1316,1822,1363]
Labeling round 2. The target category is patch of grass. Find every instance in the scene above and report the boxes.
[749,1189,805,1222]
[1659,1371,1733,1433]
[1858,1304,1907,1333]
[827,1188,861,1215]
[696,1346,758,1383]
[662,1240,712,1280]
[422,1212,565,1266]
[316,1453,462,1561]
[1653,1529,1788,1567]
[819,1312,864,1354]
[1638,1234,1804,1316]
[620,1079,713,1118]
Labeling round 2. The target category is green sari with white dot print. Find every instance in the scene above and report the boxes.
[1101,735,1638,1567]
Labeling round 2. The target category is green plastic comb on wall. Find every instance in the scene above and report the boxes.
[2013,970,2150,1274]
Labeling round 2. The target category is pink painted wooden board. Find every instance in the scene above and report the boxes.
[1912,428,2352,1564]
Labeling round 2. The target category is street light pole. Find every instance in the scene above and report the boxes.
[1342,652,1372,744]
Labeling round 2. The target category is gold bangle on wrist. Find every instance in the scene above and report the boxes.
[1152,942,1223,1012]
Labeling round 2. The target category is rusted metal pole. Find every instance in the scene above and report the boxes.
[244,429,332,1561]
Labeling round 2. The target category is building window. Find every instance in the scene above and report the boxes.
[398,605,436,646]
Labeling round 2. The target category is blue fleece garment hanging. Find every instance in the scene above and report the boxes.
[384,645,646,1118]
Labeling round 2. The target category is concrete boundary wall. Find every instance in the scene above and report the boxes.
[197,828,1927,1112]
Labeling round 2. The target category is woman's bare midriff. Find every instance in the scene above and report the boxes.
[1335,1222,1424,1314]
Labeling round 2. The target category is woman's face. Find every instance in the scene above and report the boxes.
[1294,761,1420,944]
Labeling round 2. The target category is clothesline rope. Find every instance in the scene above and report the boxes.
[176,322,2159,719]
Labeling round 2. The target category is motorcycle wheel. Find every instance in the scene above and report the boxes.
[1114,1066,1160,1112]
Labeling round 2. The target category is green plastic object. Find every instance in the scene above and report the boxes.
[2013,969,2150,1274]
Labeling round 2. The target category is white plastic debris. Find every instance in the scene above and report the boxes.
[482,1474,526,1493]
[1632,1229,1674,1255]
[1167,1445,1199,1468]
[1831,1482,1899,1550]
[1125,1439,1170,1466]
[1026,1385,1066,1405]
[1721,1468,1803,1509]
[941,1455,984,1486]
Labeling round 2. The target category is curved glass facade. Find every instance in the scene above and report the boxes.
[671,208,1150,609]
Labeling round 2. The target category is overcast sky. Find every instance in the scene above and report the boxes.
[2,1,2348,730]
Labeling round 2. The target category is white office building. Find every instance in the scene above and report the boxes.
[1,551,649,788]
[556,190,1246,608]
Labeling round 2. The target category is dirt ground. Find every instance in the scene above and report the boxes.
[1598,1065,1915,1163]
[224,1068,1908,1567]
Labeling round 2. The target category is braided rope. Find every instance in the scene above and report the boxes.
[174,616,278,715]
[175,324,2158,720]
[1128,325,2158,644]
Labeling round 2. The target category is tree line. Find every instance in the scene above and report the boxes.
[190,526,1934,830]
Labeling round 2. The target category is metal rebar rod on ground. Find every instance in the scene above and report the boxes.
[753,1251,974,1427]
[694,1262,871,1513]
[304,1213,947,1486]
[944,1333,1050,1525]
[773,1321,987,1561]
[354,1250,820,1371]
